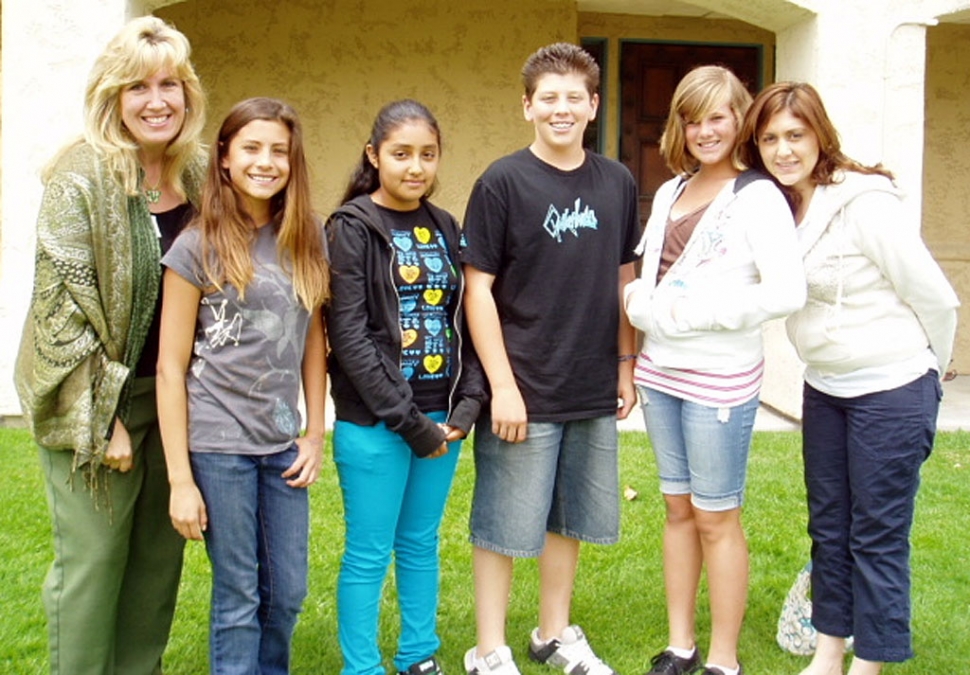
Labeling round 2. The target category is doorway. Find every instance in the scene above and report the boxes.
[620,42,762,221]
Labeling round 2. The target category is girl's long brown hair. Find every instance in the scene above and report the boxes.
[740,81,893,209]
[198,97,329,309]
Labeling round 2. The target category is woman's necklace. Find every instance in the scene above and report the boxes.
[144,174,162,204]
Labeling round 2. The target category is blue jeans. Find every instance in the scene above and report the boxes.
[802,372,940,663]
[638,386,759,511]
[191,446,309,675]
[334,412,461,675]
[469,414,620,557]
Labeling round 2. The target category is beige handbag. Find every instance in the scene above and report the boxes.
[776,561,854,656]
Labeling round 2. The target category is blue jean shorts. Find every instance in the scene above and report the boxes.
[469,414,620,557]
[638,385,758,512]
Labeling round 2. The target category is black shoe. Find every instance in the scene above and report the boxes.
[691,665,743,675]
[644,648,701,675]
[400,656,445,675]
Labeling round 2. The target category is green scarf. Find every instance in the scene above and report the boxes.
[14,142,205,491]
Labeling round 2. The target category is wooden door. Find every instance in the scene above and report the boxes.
[620,43,762,223]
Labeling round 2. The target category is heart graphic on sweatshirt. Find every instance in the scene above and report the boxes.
[424,289,444,306]
[414,227,432,244]
[399,266,421,284]
[424,354,444,374]
[424,318,443,336]
[402,329,418,348]
[393,235,413,251]
[426,256,443,273]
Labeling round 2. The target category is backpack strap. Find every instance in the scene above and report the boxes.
[733,168,771,194]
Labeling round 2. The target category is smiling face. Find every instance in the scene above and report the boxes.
[684,102,738,170]
[119,68,186,154]
[757,108,820,199]
[524,71,598,161]
[220,118,291,224]
[367,120,440,212]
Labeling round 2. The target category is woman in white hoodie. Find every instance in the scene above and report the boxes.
[624,66,805,675]
[741,82,959,675]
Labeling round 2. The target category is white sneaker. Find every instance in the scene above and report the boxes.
[528,625,617,675]
[464,645,522,675]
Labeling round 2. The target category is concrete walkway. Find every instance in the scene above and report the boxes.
[935,375,970,431]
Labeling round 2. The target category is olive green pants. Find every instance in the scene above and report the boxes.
[39,377,185,675]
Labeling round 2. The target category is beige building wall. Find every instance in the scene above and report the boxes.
[924,22,970,373]
[0,0,130,419]
[1,7,3,254]
[1,0,967,418]
[158,0,576,218]
[577,12,775,159]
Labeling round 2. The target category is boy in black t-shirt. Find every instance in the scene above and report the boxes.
[460,42,640,675]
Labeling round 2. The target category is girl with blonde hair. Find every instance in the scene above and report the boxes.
[15,15,207,674]
[624,66,805,675]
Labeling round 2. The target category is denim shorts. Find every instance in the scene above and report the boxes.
[638,385,758,512]
[469,414,620,557]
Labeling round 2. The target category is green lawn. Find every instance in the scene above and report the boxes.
[1,428,967,674]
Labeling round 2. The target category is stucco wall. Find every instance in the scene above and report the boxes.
[2,0,963,420]
[577,13,775,158]
[157,0,576,218]
[1,7,4,255]
[924,22,970,372]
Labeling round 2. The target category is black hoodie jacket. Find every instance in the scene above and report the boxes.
[325,195,485,457]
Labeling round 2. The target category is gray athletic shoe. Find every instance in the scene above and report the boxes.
[528,625,617,675]
[464,646,522,675]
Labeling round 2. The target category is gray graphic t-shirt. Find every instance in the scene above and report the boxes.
[162,224,311,455]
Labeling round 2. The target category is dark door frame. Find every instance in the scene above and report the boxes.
[617,38,766,220]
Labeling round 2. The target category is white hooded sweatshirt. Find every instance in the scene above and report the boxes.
[785,171,959,396]
[625,171,806,374]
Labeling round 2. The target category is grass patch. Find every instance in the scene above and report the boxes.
[1,428,967,674]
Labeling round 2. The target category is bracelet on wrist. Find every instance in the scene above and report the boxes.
[618,354,636,362]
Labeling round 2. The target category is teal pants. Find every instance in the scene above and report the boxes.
[39,377,185,675]
[333,412,461,674]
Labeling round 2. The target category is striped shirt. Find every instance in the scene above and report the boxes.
[634,352,764,408]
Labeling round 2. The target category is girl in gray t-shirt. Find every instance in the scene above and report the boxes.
[156,98,329,674]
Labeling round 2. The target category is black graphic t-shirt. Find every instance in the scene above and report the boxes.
[461,148,641,421]
[376,203,458,413]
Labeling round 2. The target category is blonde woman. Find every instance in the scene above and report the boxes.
[624,66,805,675]
[14,16,206,675]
